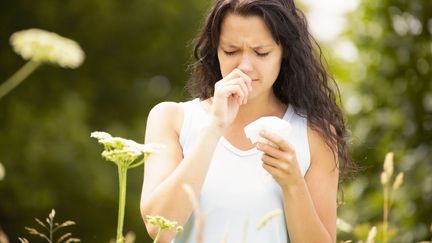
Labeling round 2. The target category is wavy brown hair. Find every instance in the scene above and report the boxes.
[186,0,355,181]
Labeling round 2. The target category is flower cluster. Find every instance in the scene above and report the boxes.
[144,215,183,243]
[10,28,85,68]
[91,131,164,167]
[145,215,183,233]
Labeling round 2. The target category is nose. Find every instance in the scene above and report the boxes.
[237,53,253,73]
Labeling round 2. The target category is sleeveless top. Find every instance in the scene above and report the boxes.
[173,98,311,243]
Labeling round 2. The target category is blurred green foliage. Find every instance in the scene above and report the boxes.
[0,0,431,242]
[0,0,209,242]
[332,0,432,242]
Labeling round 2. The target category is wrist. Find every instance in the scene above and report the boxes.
[281,177,307,197]
[207,119,227,134]
[205,120,226,137]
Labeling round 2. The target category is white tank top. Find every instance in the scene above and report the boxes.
[173,98,311,243]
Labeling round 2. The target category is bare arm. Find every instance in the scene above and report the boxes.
[140,102,224,242]
[141,69,253,243]
[256,126,338,243]
[283,126,338,243]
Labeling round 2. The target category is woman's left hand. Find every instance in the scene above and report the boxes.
[256,130,304,190]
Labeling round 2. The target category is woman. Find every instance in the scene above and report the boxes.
[140,0,353,242]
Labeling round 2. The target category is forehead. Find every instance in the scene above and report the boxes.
[219,12,276,46]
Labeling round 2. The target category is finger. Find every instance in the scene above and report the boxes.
[232,68,253,91]
[224,77,248,93]
[224,68,252,83]
[223,69,253,92]
[262,163,282,178]
[262,153,292,174]
[261,154,280,168]
[223,78,249,104]
[259,130,294,153]
[219,85,245,102]
[256,142,286,160]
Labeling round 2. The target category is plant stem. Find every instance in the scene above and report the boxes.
[153,228,161,243]
[49,218,53,243]
[0,60,40,99]
[116,165,128,243]
[383,184,389,243]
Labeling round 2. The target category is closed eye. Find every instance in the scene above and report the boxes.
[256,52,269,57]
[224,50,237,56]
[223,50,269,57]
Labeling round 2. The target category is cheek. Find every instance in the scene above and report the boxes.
[261,58,282,80]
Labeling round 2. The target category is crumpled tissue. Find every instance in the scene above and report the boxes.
[244,116,292,147]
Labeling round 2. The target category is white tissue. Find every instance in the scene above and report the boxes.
[244,116,292,147]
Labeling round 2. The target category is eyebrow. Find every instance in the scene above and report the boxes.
[221,43,273,50]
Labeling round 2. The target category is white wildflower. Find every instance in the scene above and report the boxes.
[244,116,292,146]
[101,148,141,164]
[91,131,164,166]
[10,28,85,68]
[90,131,112,140]
[138,143,166,154]
[145,215,183,232]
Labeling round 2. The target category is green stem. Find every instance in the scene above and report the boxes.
[116,165,128,243]
[128,158,145,169]
[153,227,161,243]
[128,154,147,169]
[383,184,389,243]
[49,217,53,243]
[0,60,40,99]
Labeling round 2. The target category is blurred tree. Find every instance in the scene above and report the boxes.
[332,0,432,242]
[0,0,209,242]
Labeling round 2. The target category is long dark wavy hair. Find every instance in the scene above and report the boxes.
[186,0,355,181]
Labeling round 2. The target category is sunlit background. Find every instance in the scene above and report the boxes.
[0,0,431,242]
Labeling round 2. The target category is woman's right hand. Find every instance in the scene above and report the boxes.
[209,68,253,131]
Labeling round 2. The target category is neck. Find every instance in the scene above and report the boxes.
[234,91,287,126]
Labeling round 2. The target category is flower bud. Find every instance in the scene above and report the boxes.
[381,172,389,185]
[383,152,394,177]
[392,172,404,191]
[366,226,377,243]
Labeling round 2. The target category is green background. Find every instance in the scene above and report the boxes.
[0,0,431,242]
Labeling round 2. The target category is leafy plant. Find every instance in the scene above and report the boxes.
[144,216,183,243]
[91,131,165,243]
[18,209,80,243]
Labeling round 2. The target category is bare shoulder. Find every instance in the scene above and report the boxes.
[142,101,184,197]
[307,123,338,169]
[145,101,183,141]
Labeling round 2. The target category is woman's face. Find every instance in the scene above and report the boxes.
[217,12,283,100]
